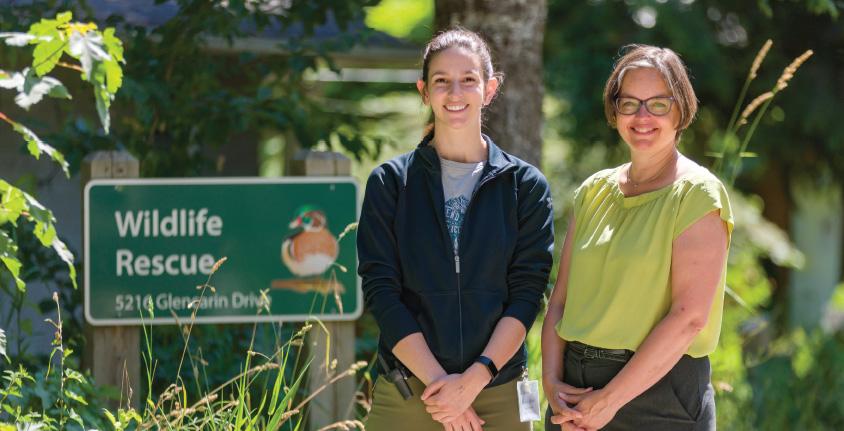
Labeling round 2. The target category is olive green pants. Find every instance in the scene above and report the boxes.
[366,376,529,431]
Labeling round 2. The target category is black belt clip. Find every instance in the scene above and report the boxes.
[378,354,413,400]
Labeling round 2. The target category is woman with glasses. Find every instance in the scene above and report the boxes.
[541,45,733,431]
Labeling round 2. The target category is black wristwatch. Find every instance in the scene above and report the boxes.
[475,355,499,380]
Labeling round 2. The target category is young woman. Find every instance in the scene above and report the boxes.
[542,45,733,431]
[358,28,554,431]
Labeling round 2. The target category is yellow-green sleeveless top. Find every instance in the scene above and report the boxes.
[556,164,733,358]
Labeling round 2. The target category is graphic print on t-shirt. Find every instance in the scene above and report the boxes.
[439,156,484,253]
[445,195,470,250]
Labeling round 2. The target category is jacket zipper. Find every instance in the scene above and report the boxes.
[453,248,463,367]
[452,168,505,369]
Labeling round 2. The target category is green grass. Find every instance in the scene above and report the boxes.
[1,256,366,431]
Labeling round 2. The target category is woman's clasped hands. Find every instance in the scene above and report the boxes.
[546,380,622,431]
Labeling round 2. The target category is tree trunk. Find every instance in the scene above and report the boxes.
[435,0,547,168]
[753,160,792,328]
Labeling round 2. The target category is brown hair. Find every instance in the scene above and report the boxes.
[603,45,698,134]
[420,27,502,136]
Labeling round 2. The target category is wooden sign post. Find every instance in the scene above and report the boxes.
[290,150,358,430]
[81,150,141,409]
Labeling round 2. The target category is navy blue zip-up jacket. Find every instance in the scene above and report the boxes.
[357,134,554,386]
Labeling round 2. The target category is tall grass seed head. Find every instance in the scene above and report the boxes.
[750,39,773,79]
[739,92,774,125]
[776,50,814,91]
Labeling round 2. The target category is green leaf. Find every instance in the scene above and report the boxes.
[0,181,26,226]
[268,365,285,415]
[118,409,142,428]
[104,58,123,94]
[15,68,71,110]
[103,409,119,429]
[28,204,57,246]
[32,37,65,77]
[68,408,84,427]
[64,368,85,383]
[739,152,759,158]
[267,359,310,430]
[64,389,88,405]
[0,186,76,290]
[56,11,73,24]
[95,91,111,133]
[28,13,72,77]
[28,15,62,37]
[102,27,124,63]
[0,230,25,292]
[34,223,56,248]
[9,120,70,176]
[22,190,54,225]
[51,237,77,290]
[103,27,126,94]
[91,63,112,133]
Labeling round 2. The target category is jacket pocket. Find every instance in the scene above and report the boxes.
[459,290,505,360]
[415,290,462,371]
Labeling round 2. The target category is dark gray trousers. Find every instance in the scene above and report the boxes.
[545,342,715,431]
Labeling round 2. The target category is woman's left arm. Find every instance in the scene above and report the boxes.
[422,168,555,422]
[565,210,729,430]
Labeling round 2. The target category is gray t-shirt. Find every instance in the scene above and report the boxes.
[440,157,485,252]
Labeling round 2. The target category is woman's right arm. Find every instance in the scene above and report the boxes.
[542,216,591,427]
[358,165,443,381]
[391,334,446,384]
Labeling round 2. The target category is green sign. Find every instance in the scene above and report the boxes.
[84,178,359,325]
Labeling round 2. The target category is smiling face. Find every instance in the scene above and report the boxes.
[615,67,681,154]
[417,47,498,131]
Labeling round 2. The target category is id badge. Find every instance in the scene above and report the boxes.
[517,378,541,422]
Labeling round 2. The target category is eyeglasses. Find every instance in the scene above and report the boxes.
[614,96,675,116]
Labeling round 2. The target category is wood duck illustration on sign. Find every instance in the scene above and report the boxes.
[272,206,343,294]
